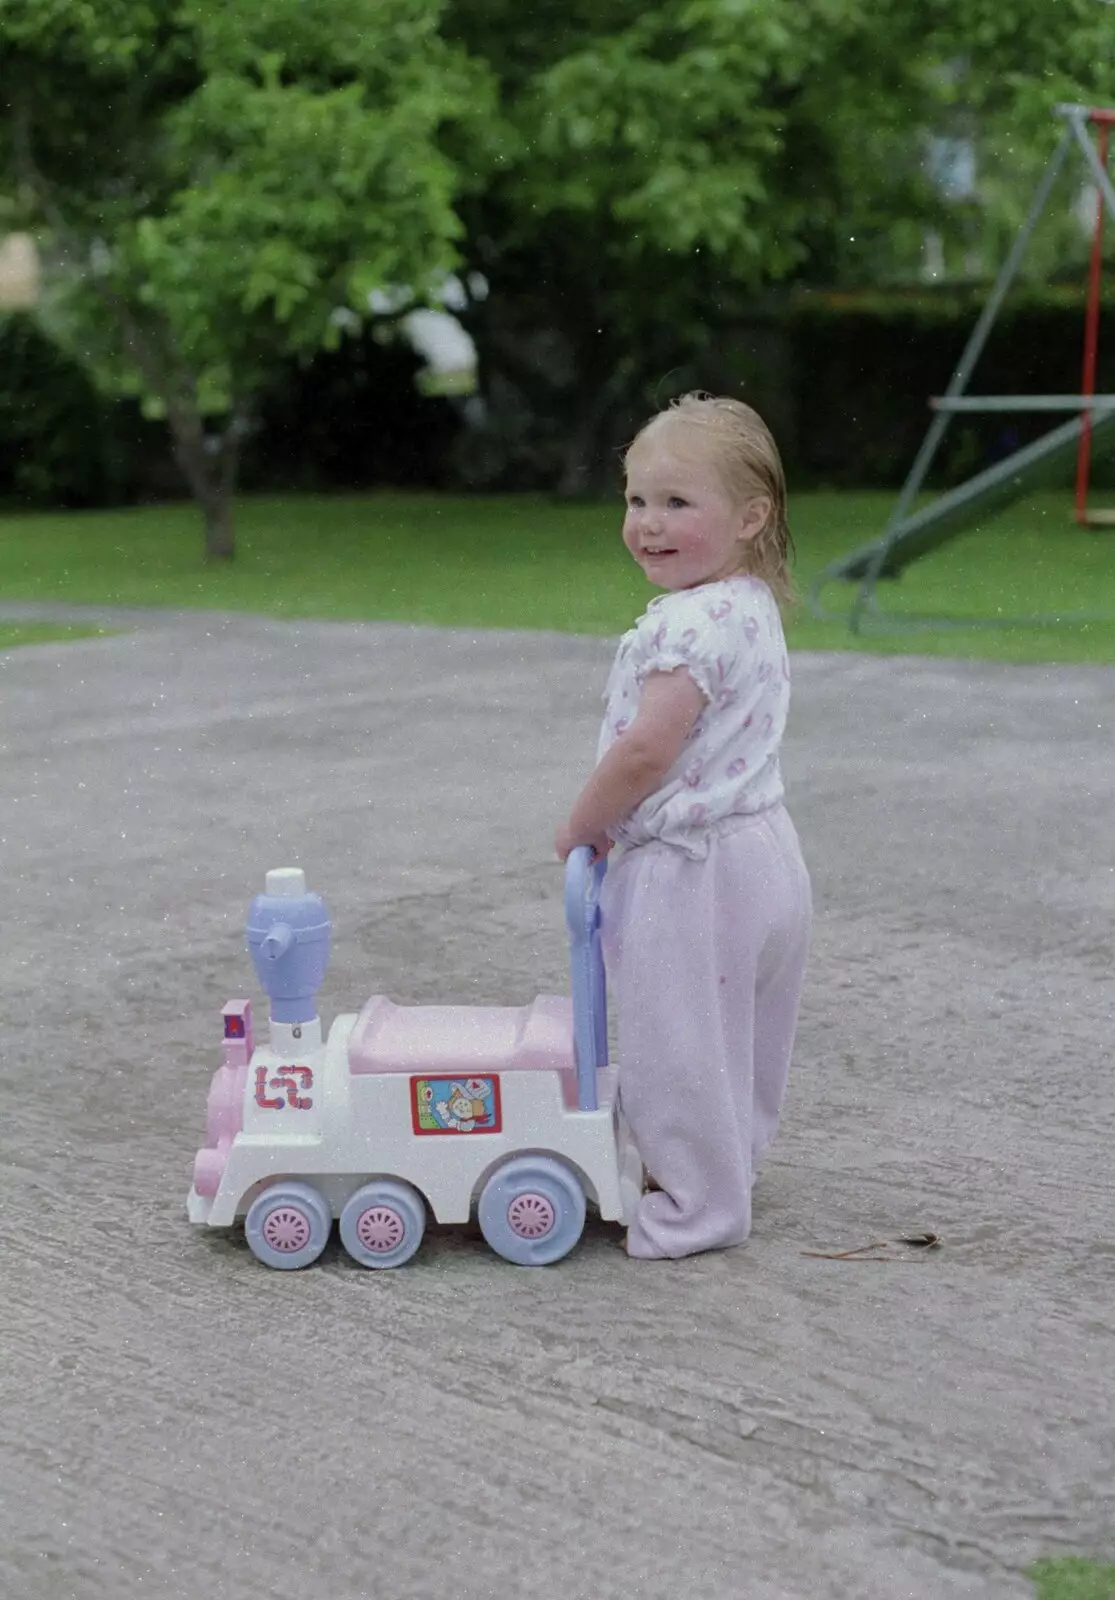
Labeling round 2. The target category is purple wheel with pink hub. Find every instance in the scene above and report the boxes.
[478,1155,586,1266]
[339,1179,426,1269]
[244,1181,332,1270]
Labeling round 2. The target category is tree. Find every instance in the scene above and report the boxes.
[442,0,947,491]
[0,0,492,557]
[927,1,1115,283]
[443,0,1115,494]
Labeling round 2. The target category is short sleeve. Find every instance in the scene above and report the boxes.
[631,590,747,704]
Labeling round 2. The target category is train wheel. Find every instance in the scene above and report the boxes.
[244,1182,332,1270]
[478,1155,586,1266]
[339,1179,426,1269]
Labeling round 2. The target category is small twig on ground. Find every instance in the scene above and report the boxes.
[801,1239,890,1260]
[802,1232,941,1262]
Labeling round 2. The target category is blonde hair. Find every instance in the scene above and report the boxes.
[625,392,796,607]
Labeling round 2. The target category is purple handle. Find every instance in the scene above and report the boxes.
[563,846,608,1112]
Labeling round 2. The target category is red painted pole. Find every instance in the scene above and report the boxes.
[1076,122,1109,525]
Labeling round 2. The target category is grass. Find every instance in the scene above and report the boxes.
[1030,1557,1115,1599]
[0,489,1114,662]
[0,622,108,651]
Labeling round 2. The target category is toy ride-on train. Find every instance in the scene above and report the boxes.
[187,848,643,1268]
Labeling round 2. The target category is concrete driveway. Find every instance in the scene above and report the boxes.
[1,606,1113,1600]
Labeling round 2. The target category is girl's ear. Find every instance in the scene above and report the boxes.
[740,496,773,543]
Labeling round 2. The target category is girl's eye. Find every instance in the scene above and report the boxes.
[627,497,644,510]
[667,496,688,509]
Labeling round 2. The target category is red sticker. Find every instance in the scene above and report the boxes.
[255,1064,314,1111]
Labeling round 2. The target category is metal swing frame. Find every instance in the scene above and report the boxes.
[810,103,1115,635]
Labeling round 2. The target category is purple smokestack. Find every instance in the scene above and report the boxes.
[245,868,331,1025]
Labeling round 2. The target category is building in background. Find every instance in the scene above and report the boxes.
[0,233,39,309]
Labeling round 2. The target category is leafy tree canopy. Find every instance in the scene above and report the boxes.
[456,0,1115,285]
[442,0,1115,489]
[3,0,1114,519]
[0,0,494,552]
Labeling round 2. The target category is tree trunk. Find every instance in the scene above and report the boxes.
[197,479,236,562]
[169,413,244,562]
[555,355,637,500]
[555,404,603,500]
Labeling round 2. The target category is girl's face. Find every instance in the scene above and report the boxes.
[622,431,770,592]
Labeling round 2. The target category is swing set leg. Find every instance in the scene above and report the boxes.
[1076,123,1115,527]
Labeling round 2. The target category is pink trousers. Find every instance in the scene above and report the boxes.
[600,805,812,1259]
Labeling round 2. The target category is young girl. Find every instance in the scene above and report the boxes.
[554,392,812,1260]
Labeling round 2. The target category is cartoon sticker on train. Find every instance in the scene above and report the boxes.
[187,848,644,1268]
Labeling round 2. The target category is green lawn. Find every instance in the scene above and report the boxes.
[1031,1557,1115,1600]
[1,489,1113,662]
[0,622,107,651]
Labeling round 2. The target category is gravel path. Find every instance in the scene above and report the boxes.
[2,607,1113,1600]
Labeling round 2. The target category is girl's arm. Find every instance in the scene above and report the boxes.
[555,668,705,859]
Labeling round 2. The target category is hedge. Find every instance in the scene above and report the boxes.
[728,283,1115,490]
[0,314,463,510]
[2,282,1114,505]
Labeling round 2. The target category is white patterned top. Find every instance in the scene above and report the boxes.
[597,574,791,860]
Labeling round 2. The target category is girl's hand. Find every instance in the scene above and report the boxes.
[554,825,612,864]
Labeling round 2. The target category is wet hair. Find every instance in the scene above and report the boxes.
[625,391,796,607]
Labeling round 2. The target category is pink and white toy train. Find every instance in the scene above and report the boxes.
[187,848,643,1268]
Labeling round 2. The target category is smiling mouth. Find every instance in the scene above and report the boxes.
[643,549,675,558]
